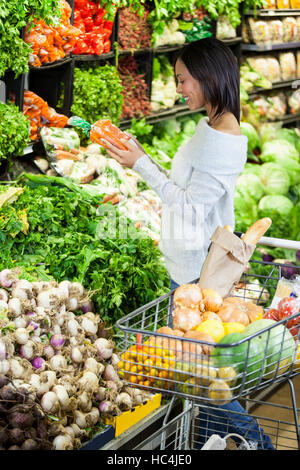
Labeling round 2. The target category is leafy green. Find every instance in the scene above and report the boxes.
[71,63,124,130]
[0,102,30,159]
[0,174,169,325]
[0,0,62,78]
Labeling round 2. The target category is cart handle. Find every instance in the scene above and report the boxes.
[235,232,300,251]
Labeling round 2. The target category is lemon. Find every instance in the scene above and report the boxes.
[222,321,246,336]
[195,319,225,342]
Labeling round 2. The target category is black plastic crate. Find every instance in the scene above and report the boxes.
[1,70,25,111]
[80,425,115,450]
[28,59,74,116]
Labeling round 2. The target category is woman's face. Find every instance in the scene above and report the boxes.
[175,59,205,110]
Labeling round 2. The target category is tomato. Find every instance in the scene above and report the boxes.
[263,308,279,321]
[289,325,300,341]
[277,297,300,328]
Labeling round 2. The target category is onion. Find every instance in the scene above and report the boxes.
[69,423,85,438]
[116,392,133,411]
[14,327,29,345]
[103,364,119,382]
[85,407,100,426]
[19,341,34,361]
[49,355,67,370]
[0,269,13,288]
[64,426,75,439]
[14,316,27,328]
[53,434,74,450]
[14,279,32,291]
[0,360,10,375]
[201,288,223,312]
[31,357,45,370]
[84,357,100,375]
[99,401,114,414]
[52,385,70,410]
[78,391,92,412]
[78,371,99,393]
[21,438,38,450]
[70,347,83,364]
[8,298,22,317]
[43,344,55,359]
[9,358,24,378]
[69,282,84,298]
[79,300,94,313]
[93,338,113,360]
[172,306,202,332]
[68,297,79,311]
[0,383,19,401]
[41,391,59,413]
[0,374,8,388]
[37,371,56,396]
[81,317,98,336]
[11,287,28,301]
[173,283,204,309]
[74,410,87,429]
[29,374,40,391]
[0,341,6,361]
[57,281,71,298]
[9,428,25,445]
[111,353,120,367]
[50,334,65,350]
[8,409,34,429]
[262,253,274,263]
[36,421,48,440]
[67,319,79,337]
[0,289,8,303]
[37,288,65,310]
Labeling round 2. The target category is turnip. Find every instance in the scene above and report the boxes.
[52,385,70,410]
[49,355,67,371]
[50,334,65,350]
[115,392,133,411]
[0,269,14,288]
[8,409,34,429]
[70,347,83,364]
[21,438,38,450]
[103,364,119,382]
[19,341,34,361]
[78,371,99,393]
[8,297,22,317]
[43,344,55,359]
[78,391,92,412]
[0,341,6,361]
[94,338,113,360]
[9,358,25,378]
[53,434,74,450]
[8,428,24,446]
[31,357,45,371]
[0,289,8,303]
[14,316,27,328]
[85,407,100,426]
[41,391,59,413]
[14,328,29,345]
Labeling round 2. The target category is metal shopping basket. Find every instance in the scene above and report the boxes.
[116,235,300,405]
[132,387,300,450]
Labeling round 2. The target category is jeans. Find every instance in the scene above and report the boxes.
[169,278,275,450]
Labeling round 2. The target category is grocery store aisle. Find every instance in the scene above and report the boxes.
[249,375,300,450]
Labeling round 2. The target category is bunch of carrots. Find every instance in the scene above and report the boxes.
[118,56,151,120]
[23,91,68,140]
[25,0,81,67]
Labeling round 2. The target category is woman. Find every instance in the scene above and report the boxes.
[102,38,247,291]
[102,38,274,449]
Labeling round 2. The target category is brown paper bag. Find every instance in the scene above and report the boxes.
[198,226,256,298]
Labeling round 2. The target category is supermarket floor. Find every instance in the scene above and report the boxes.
[248,374,300,450]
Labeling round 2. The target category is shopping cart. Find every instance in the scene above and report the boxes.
[132,386,300,450]
[116,235,300,404]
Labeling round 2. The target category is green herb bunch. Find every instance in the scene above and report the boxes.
[0,102,30,160]
[0,0,62,78]
[71,63,124,126]
[0,174,169,325]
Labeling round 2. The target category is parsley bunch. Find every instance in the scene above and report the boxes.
[0,0,61,78]
[0,174,169,325]
[71,63,124,125]
[0,102,30,160]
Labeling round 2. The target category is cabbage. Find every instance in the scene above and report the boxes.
[260,139,300,185]
[243,163,262,177]
[260,162,290,195]
[236,172,265,202]
[240,122,261,153]
[258,195,294,239]
[234,188,258,233]
[258,195,294,216]
[260,139,299,163]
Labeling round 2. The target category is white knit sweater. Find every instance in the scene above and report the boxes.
[133,117,248,285]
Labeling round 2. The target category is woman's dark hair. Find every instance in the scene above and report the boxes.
[175,38,240,123]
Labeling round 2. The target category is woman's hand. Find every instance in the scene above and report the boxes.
[101,132,145,168]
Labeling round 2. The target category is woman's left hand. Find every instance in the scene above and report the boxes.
[101,133,145,168]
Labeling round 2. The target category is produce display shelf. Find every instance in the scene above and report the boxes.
[221,36,243,45]
[72,51,115,62]
[119,104,206,129]
[242,41,300,51]
[247,78,299,96]
[245,8,300,16]
[273,112,300,124]
[29,56,73,70]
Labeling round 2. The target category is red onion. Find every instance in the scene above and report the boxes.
[21,439,38,450]
[50,334,65,350]
[262,253,274,263]
[79,300,94,313]
[296,251,300,263]
[31,357,45,370]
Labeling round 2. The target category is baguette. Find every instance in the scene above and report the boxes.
[242,217,272,245]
